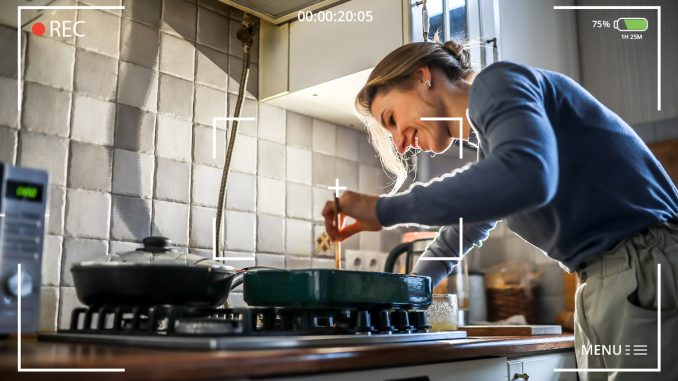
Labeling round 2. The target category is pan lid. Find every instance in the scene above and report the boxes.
[76,236,235,270]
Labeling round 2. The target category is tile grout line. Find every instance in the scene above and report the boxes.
[148,0,164,242]
[54,4,80,329]
[187,0,199,253]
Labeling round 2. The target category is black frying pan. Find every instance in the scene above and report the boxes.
[71,237,239,307]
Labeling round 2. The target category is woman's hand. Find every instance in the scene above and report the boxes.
[322,191,382,241]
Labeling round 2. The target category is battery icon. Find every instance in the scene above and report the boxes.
[613,17,648,32]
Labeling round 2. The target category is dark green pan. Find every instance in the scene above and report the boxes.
[243,269,432,309]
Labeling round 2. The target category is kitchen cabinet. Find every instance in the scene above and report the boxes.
[263,357,509,381]
[259,0,405,128]
[508,351,577,381]
[259,0,494,128]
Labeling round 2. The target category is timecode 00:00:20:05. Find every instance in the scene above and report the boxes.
[297,10,374,23]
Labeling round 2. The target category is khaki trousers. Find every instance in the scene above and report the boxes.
[575,221,678,381]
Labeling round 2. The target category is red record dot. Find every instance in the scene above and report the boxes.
[32,22,45,36]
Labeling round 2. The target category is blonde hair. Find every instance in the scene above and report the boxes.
[355,40,473,193]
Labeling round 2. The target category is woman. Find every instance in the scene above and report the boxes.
[323,41,678,381]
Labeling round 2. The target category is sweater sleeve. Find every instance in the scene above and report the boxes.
[413,220,497,286]
[376,62,559,228]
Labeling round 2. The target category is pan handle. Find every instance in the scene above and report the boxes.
[230,273,244,290]
[229,266,277,291]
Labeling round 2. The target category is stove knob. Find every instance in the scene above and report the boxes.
[409,310,431,332]
[6,271,33,298]
[375,310,394,332]
[391,309,413,332]
[355,310,372,333]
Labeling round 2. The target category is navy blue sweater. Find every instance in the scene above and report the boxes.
[376,61,678,285]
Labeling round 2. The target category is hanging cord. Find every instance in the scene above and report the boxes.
[215,14,257,257]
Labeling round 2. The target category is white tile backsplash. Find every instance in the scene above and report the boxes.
[0,77,18,128]
[76,10,121,58]
[156,114,193,161]
[189,206,218,249]
[58,287,84,329]
[154,157,191,203]
[23,82,71,137]
[257,214,284,253]
[25,35,74,91]
[312,186,333,223]
[71,94,116,145]
[335,127,359,161]
[191,164,222,207]
[117,61,158,112]
[14,1,393,332]
[75,48,119,101]
[39,287,59,332]
[160,32,195,80]
[258,139,285,179]
[286,219,312,256]
[196,45,228,90]
[286,146,312,185]
[257,176,284,216]
[194,84,227,126]
[61,237,109,286]
[286,182,312,220]
[120,18,159,69]
[64,189,111,239]
[112,149,154,198]
[312,119,336,155]
[231,133,257,173]
[110,195,152,241]
[18,131,69,186]
[336,158,359,191]
[225,171,256,212]
[226,210,256,251]
[358,164,382,195]
[152,200,189,246]
[41,235,63,287]
[47,186,66,235]
[258,103,286,143]
[255,253,285,268]
[197,7,230,52]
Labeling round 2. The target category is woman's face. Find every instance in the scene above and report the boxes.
[370,69,470,155]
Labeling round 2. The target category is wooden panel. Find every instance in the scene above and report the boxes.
[0,335,574,380]
[461,325,562,336]
[648,139,678,184]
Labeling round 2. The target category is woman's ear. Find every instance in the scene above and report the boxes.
[415,66,433,87]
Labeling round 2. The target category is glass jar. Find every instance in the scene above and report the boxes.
[425,294,459,331]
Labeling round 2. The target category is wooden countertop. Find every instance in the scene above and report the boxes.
[0,334,574,380]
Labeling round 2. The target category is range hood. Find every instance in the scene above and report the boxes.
[220,0,347,25]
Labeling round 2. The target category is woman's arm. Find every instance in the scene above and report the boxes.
[377,63,559,228]
[414,220,496,285]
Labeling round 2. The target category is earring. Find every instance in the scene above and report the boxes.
[424,79,431,88]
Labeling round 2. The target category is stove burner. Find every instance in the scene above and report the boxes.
[63,305,432,337]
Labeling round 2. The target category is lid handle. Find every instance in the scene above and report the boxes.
[139,236,171,253]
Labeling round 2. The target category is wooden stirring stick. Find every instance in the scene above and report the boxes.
[334,195,342,269]
[328,178,347,270]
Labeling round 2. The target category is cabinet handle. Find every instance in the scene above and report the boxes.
[513,373,529,380]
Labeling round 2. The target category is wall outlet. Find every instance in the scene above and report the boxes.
[345,250,387,272]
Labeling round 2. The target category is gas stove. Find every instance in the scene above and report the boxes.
[39,304,467,350]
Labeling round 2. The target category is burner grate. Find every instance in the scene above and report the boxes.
[63,306,431,337]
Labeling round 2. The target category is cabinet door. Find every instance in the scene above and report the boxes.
[512,352,577,381]
[264,357,509,381]
[288,0,403,92]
